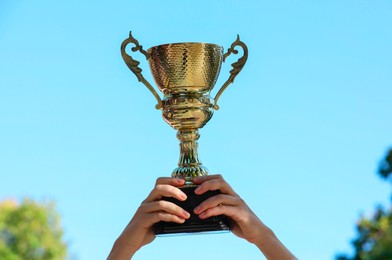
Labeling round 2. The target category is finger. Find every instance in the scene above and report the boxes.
[144,212,187,225]
[198,204,240,220]
[141,200,190,219]
[193,174,223,184]
[144,184,187,203]
[155,177,185,187]
[193,194,241,214]
[194,176,237,196]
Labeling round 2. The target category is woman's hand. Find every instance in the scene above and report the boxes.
[193,174,296,260]
[107,177,190,260]
[193,174,265,244]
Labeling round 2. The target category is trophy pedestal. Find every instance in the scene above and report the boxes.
[154,186,230,235]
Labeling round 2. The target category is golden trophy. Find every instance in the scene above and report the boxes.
[121,32,248,235]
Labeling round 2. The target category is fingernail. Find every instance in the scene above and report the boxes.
[199,212,206,219]
[176,178,184,184]
[183,211,190,218]
[180,193,187,200]
[194,206,200,214]
[194,186,201,194]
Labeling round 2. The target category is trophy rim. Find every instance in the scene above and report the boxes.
[147,42,223,52]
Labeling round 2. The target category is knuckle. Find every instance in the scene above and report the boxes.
[152,213,161,223]
[157,212,166,221]
[217,178,225,187]
[138,203,148,211]
[154,184,163,191]
[155,184,172,194]
[156,200,166,209]
[218,204,226,212]
[215,174,223,179]
[172,205,181,214]
[215,194,225,201]
[155,177,164,185]
[236,197,246,206]
[207,207,217,216]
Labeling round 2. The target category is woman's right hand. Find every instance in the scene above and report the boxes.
[107,177,190,260]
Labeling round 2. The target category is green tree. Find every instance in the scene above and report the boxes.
[337,148,392,260]
[0,199,67,260]
[379,148,392,183]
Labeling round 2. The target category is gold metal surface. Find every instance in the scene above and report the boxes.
[148,43,223,96]
[214,35,248,110]
[121,32,248,185]
[121,32,162,109]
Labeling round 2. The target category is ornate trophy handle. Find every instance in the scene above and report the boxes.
[213,35,248,110]
[121,32,162,110]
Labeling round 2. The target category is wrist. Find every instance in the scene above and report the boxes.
[107,236,139,260]
[254,224,296,260]
[254,223,275,248]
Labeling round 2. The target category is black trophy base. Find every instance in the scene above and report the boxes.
[153,186,230,235]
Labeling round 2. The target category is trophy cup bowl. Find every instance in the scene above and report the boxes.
[121,32,248,235]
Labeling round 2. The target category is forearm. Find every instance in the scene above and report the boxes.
[107,236,138,260]
[255,225,296,260]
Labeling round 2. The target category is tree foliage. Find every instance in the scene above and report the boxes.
[0,199,67,260]
[378,149,392,181]
[336,148,392,260]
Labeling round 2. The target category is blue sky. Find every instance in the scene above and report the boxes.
[1,0,391,259]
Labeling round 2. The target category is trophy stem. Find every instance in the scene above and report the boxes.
[172,129,209,185]
[157,129,230,235]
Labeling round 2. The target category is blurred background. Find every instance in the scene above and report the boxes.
[1,0,391,259]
